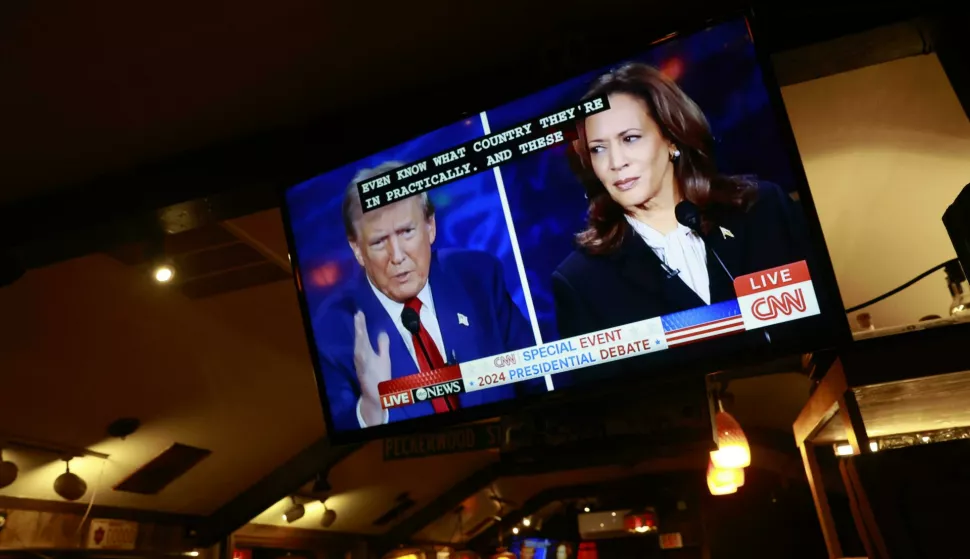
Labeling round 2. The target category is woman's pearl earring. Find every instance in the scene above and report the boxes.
[670,148,682,162]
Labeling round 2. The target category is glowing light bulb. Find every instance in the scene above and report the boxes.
[707,458,743,495]
[522,517,531,527]
[869,441,879,452]
[835,444,854,456]
[583,506,590,513]
[512,527,519,535]
[153,265,175,283]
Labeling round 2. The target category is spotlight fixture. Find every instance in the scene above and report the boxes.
[320,499,337,528]
[152,264,175,284]
[0,449,17,489]
[282,497,305,523]
[53,459,87,501]
[512,527,519,535]
[522,517,531,527]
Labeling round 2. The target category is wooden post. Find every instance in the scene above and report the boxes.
[838,389,869,456]
[793,358,859,558]
[798,443,843,558]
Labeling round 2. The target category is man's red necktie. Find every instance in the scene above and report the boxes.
[405,297,460,413]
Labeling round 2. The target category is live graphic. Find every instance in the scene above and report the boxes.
[734,261,820,330]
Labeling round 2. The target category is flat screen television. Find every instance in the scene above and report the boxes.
[281,13,849,443]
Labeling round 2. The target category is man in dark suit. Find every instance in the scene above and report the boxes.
[316,163,537,431]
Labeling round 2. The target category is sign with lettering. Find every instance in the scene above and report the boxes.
[659,532,683,550]
[383,422,501,460]
[357,97,609,211]
[734,260,820,330]
[87,518,138,550]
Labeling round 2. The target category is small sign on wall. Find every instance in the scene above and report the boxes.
[659,532,683,550]
[87,518,138,549]
[383,422,501,460]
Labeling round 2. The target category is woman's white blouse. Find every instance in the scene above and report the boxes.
[624,215,711,304]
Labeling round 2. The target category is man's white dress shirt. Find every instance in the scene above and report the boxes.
[356,280,447,427]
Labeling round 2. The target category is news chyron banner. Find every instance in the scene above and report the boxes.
[460,317,669,393]
[377,261,821,407]
[356,97,609,212]
[734,260,820,330]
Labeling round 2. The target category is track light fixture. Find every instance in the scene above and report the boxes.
[282,497,305,523]
[53,459,87,501]
[0,449,17,489]
[320,499,337,528]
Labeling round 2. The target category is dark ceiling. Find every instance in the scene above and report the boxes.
[0,0,940,261]
[0,0,965,551]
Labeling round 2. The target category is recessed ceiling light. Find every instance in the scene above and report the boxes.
[153,264,175,283]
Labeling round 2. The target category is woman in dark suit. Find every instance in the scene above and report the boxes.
[553,62,807,338]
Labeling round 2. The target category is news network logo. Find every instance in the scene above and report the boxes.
[735,261,820,330]
[751,288,807,320]
[493,353,517,368]
[414,380,463,401]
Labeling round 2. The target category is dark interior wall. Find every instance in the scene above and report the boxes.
[703,469,827,559]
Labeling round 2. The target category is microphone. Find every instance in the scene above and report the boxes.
[401,306,455,411]
[400,307,434,368]
[675,201,734,282]
[676,201,771,344]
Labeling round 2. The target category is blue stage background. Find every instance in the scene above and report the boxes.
[482,19,799,342]
[285,117,529,334]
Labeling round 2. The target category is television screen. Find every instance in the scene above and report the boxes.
[283,15,847,441]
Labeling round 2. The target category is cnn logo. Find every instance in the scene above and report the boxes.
[751,288,807,320]
[493,353,516,367]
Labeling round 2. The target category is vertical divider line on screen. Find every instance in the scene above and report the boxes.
[478,110,554,392]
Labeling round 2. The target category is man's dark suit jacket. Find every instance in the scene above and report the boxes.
[553,181,808,338]
[316,249,537,433]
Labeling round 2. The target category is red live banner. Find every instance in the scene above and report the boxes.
[734,260,820,330]
[377,364,463,410]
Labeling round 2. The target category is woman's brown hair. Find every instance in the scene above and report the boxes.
[570,62,756,254]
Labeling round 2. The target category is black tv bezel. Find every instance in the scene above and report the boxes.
[279,9,851,446]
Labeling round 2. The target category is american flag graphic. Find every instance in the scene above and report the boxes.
[662,301,746,347]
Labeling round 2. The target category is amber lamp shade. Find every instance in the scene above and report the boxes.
[710,411,751,469]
